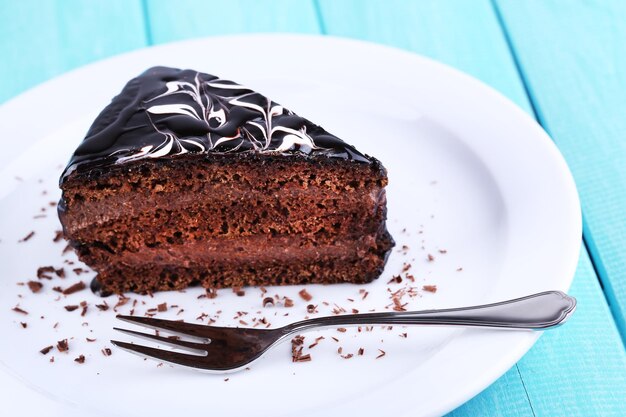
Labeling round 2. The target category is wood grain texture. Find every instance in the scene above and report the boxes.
[494,0,626,342]
[0,0,147,104]
[317,1,626,416]
[517,250,626,417]
[315,0,531,111]
[145,0,320,44]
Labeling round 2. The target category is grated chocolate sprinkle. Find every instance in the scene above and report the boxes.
[27,281,43,293]
[12,306,28,315]
[298,289,313,301]
[57,339,69,352]
[19,231,35,242]
[40,345,53,355]
[74,355,85,364]
[422,285,437,293]
[62,281,86,295]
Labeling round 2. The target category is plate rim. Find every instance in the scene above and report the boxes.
[0,33,582,417]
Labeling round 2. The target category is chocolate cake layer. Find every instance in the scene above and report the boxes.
[59,66,394,295]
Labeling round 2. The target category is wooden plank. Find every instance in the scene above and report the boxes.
[494,0,626,341]
[315,0,531,111]
[0,0,147,104]
[516,250,626,417]
[316,1,626,416]
[145,0,320,44]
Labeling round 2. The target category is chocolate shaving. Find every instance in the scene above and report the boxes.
[72,268,87,276]
[53,230,64,242]
[52,286,63,293]
[57,339,69,352]
[438,249,448,254]
[291,335,311,362]
[113,295,130,311]
[157,302,168,312]
[427,254,435,262]
[55,268,65,278]
[64,305,79,312]
[62,281,86,295]
[19,231,35,242]
[283,297,294,308]
[86,338,97,342]
[95,301,109,311]
[263,297,274,307]
[387,275,402,284]
[337,328,347,333]
[20,322,27,328]
[27,281,43,293]
[12,306,28,315]
[376,349,386,359]
[422,285,437,293]
[37,266,56,280]
[306,304,317,314]
[74,355,85,364]
[341,353,354,359]
[102,348,112,356]
[80,301,88,316]
[233,287,245,297]
[40,345,53,355]
[206,288,218,299]
[62,244,72,255]
[358,348,364,356]
[298,289,312,301]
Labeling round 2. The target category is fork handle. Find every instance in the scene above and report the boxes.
[282,291,576,334]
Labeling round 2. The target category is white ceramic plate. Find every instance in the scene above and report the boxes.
[0,35,581,417]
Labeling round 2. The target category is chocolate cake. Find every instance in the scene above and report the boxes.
[58,66,394,295]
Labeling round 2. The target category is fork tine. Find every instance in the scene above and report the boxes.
[113,327,208,354]
[110,340,214,370]
[116,315,221,339]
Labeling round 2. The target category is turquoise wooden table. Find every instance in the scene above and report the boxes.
[2,1,626,415]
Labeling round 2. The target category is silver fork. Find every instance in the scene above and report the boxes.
[111,290,576,373]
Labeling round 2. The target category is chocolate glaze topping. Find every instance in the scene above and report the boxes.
[61,66,373,183]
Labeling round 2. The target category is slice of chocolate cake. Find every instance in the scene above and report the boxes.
[58,66,394,295]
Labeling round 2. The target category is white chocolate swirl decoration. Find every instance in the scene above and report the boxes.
[61,66,373,182]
